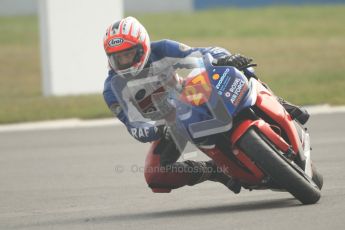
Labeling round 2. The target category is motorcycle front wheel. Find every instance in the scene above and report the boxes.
[238,128,321,205]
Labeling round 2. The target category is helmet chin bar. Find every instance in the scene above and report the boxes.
[133,44,144,64]
[108,44,145,73]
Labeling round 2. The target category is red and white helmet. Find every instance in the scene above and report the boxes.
[103,16,151,76]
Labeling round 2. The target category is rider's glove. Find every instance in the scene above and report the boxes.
[214,54,256,70]
[157,125,170,140]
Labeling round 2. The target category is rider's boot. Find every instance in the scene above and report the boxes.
[260,82,310,125]
[206,161,241,194]
[277,97,310,125]
[185,160,241,194]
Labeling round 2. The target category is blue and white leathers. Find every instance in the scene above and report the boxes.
[103,39,231,143]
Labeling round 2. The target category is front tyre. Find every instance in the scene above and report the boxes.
[312,164,323,190]
[238,128,321,204]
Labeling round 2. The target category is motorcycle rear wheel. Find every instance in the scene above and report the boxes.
[238,128,321,204]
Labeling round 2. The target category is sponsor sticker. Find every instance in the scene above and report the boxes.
[210,47,225,55]
[227,78,247,105]
[179,43,191,52]
[212,74,220,80]
[108,38,124,47]
[110,103,122,116]
[215,68,231,95]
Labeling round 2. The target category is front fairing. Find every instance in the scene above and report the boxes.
[202,53,255,116]
[110,52,255,150]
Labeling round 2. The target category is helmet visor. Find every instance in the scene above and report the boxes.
[108,46,139,71]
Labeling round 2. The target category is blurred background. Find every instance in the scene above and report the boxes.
[0,0,344,124]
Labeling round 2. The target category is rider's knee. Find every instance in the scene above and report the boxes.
[144,168,172,193]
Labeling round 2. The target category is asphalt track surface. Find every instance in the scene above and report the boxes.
[1,113,345,230]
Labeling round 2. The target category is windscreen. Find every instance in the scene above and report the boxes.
[110,52,233,153]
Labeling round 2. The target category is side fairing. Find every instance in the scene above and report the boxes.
[203,56,255,116]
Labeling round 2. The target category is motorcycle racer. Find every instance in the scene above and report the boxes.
[102,16,309,194]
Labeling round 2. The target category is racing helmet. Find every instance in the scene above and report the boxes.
[103,16,151,76]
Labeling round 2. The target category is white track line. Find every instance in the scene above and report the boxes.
[0,118,121,133]
[0,104,344,133]
[305,104,345,114]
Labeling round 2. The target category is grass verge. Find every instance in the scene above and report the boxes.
[0,5,344,124]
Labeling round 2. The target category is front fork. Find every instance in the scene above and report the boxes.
[294,123,313,178]
[303,132,313,178]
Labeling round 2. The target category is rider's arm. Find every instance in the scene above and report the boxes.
[159,39,231,59]
[103,71,163,143]
[161,39,259,76]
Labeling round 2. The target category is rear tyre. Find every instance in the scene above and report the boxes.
[238,128,321,204]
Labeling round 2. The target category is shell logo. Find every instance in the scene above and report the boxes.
[212,74,220,80]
